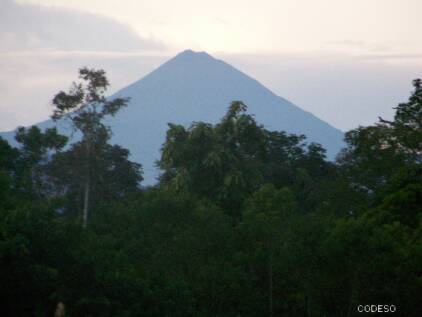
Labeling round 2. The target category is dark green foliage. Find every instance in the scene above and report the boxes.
[158,101,332,219]
[382,78,422,159]
[50,131,142,218]
[13,126,67,199]
[0,78,421,316]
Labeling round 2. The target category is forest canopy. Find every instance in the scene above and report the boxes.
[0,70,420,316]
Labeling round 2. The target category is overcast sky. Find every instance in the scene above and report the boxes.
[1,0,421,131]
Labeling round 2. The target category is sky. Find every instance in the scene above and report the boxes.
[1,0,421,131]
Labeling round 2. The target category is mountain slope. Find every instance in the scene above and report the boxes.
[1,50,344,185]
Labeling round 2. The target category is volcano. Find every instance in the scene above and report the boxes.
[1,50,345,185]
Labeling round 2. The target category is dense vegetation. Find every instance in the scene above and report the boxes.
[0,69,420,316]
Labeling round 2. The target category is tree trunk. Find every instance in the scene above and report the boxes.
[82,138,91,228]
[82,175,90,228]
[269,248,273,317]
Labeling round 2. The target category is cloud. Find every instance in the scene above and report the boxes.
[356,54,422,61]
[0,0,168,131]
[322,40,394,54]
[0,0,165,52]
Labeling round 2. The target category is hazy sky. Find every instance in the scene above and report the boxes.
[1,0,421,131]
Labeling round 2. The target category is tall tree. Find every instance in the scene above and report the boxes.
[159,101,268,218]
[159,101,336,219]
[51,68,130,227]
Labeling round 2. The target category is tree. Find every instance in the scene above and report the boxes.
[0,137,19,209]
[159,101,337,220]
[239,184,296,316]
[51,68,130,227]
[50,133,142,217]
[159,101,291,218]
[379,78,422,160]
[337,79,422,201]
[14,126,67,199]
